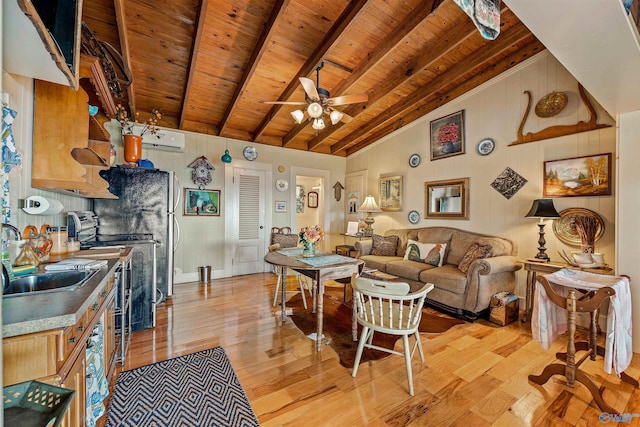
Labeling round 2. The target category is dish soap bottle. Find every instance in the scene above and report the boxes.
[2,241,15,280]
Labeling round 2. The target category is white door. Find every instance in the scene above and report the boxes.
[232,168,266,275]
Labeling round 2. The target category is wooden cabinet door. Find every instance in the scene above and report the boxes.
[60,349,86,427]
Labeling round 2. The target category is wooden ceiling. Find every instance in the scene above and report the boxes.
[82,0,544,156]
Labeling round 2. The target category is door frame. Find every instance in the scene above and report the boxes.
[290,166,331,250]
[224,160,273,277]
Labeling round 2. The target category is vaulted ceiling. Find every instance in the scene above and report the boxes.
[82,0,544,156]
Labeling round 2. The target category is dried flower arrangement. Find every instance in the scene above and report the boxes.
[573,215,598,253]
[115,104,162,137]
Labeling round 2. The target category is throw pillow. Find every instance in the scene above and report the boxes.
[403,240,447,267]
[370,235,399,256]
[458,243,493,274]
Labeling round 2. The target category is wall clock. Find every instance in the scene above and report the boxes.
[243,146,258,161]
[187,155,215,190]
[408,154,421,168]
[477,138,495,156]
[275,178,288,192]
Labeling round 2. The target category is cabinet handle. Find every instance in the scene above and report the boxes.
[68,336,77,343]
[77,325,84,332]
[101,290,107,298]
[92,302,99,311]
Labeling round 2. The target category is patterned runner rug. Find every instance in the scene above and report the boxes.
[105,347,259,426]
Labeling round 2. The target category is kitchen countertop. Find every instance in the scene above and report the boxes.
[2,248,132,338]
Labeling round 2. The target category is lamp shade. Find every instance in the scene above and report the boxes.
[312,117,325,130]
[307,102,323,118]
[330,110,343,125]
[291,109,304,124]
[358,195,382,213]
[525,199,561,219]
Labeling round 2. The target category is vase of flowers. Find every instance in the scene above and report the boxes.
[115,104,162,165]
[299,225,324,258]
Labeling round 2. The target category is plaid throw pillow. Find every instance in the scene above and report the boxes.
[370,235,399,256]
[458,243,492,274]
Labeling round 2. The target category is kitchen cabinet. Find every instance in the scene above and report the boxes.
[3,267,117,427]
[32,54,117,198]
[3,0,82,89]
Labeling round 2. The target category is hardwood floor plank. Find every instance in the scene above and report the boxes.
[107,274,640,426]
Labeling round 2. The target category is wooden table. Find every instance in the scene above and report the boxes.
[264,249,364,351]
[521,259,613,323]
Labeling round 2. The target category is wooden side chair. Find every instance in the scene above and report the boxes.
[269,227,313,310]
[350,274,434,396]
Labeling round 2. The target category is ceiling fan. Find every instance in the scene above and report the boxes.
[261,62,368,130]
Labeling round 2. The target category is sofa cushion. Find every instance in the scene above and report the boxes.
[458,243,493,274]
[403,240,447,267]
[359,255,402,273]
[370,234,399,256]
[447,231,480,265]
[420,265,468,294]
[387,259,435,281]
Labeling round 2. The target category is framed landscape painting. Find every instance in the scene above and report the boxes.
[430,110,465,161]
[543,153,612,197]
[379,175,402,211]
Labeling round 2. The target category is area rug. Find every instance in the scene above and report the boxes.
[288,287,466,368]
[105,347,259,427]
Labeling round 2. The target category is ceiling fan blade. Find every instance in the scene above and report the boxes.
[299,77,319,100]
[326,93,368,106]
[339,110,354,123]
[260,101,307,105]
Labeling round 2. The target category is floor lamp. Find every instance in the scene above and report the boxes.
[525,199,561,262]
[358,195,382,237]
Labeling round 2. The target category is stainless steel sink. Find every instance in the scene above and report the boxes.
[3,270,98,297]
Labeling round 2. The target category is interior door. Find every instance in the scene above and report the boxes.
[232,168,266,275]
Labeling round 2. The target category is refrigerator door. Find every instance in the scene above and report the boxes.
[94,166,174,328]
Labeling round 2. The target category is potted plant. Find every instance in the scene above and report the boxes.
[115,104,162,164]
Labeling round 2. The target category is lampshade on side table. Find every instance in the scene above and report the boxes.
[525,199,561,262]
[358,195,382,237]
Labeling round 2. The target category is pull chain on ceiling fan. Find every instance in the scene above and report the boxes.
[261,61,368,130]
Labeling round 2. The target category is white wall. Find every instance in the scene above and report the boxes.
[346,51,617,299]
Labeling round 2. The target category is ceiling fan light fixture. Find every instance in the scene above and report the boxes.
[291,109,304,124]
[307,102,323,118]
[312,117,325,130]
[330,110,343,125]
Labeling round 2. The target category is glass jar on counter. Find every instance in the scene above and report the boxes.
[48,226,68,255]
[67,237,80,253]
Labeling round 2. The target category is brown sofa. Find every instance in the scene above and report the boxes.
[354,227,522,320]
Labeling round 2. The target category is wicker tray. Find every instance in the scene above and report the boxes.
[3,380,75,427]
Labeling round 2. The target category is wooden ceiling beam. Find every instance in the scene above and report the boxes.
[218,0,291,137]
[114,0,136,115]
[344,40,545,155]
[252,0,370,142]
[331,22,535,154]
[310,3,512,152]
[281,0,438,148]
[178,0,208,130]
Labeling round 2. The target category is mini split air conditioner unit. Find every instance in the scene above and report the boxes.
[131,125,185,152]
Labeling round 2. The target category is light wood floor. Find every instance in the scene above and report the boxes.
[113,273,640,426]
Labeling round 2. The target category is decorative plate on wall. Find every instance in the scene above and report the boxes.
[552,207,605,246]
[408,154,421,168]
[408,210,420,224]
[275,178,288,192]
[535,91,568,117]
[477,138,495,156]
[243,146,258,161]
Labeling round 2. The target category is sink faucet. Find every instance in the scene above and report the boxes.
[1,223,22,240]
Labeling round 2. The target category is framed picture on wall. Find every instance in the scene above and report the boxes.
[307,191,318,208]
[296,185,305,213]
[543,153,612,197]
[430,110,465,161]
[379,175,402,211]
[184,188,220,216]
[275,201,287,213]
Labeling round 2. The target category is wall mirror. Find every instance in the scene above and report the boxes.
[307,191,318,208]
[424,178,469,219]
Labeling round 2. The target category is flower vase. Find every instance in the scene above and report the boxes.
[123,134,143,164]
[302,242,315,258]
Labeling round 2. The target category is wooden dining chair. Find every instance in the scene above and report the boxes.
[350,274,434,396]
[269,227,312,309]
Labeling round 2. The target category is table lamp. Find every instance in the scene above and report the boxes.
[525,198,561,261]
[358,195,382,237]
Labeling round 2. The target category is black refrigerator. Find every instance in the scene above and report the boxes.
[93,166,178,331]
